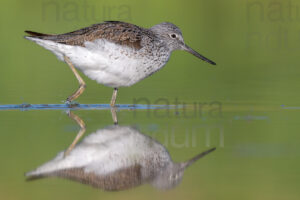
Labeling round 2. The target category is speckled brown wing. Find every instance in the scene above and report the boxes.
[27,165,143,191]
[25,21,148,50]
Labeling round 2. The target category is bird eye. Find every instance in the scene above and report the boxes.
[170,34,177,39]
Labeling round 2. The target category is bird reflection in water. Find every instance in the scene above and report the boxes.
[26,109,215,191]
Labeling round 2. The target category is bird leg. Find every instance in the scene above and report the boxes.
[110,88,118,107]
[64,111,86,157]
[110,107,118,125]
[64,55,86,103]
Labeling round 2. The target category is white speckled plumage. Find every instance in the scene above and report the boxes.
[26,126,170,177]
[25,37,170,88]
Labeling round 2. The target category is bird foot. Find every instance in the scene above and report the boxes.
[65,100,80,108]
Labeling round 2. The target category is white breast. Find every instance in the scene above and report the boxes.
[26,37,170,88]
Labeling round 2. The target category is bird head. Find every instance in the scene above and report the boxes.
[150,22,216,65]
[151,147,216,190]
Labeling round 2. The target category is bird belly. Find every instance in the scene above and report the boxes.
[25,126,170,177]
[68,39,168,87]
[26,38,169,88]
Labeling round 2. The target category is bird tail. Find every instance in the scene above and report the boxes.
[24,30,56,42]
[25,166,58,181]
[24,30,53,37]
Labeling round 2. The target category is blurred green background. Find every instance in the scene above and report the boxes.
[1,0,300,105]
[0,0,300,199]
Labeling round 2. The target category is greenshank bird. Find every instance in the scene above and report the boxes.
[26,125,216,191]
[25,21,216,106]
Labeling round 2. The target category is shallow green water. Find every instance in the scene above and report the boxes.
[0,107,299,200]
[1,0,300,199]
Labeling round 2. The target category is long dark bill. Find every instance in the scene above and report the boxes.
[183,44,216,65]
[181,147,216,169]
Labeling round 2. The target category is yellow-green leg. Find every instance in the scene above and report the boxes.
[110,88,118,107]
[110,107,118,125]
[64,111,86,157]
[64,55,86,103]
